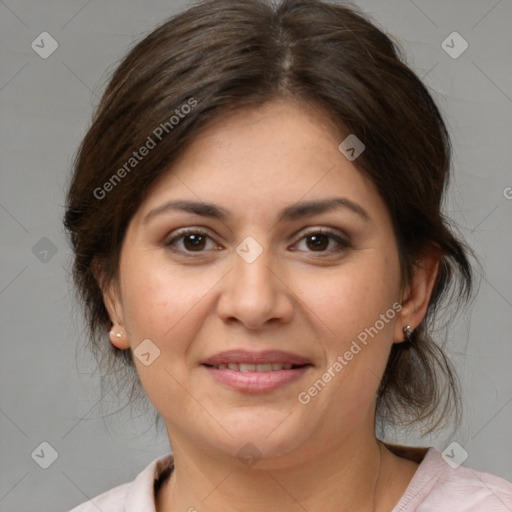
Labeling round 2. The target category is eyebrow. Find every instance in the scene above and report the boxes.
[143,197,371,224]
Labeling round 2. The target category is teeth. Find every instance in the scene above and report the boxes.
[239,363,256,372]
[213,362,297,371]
[255,363,272,372]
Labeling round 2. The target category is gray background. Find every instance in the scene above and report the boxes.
[1,0,511,511]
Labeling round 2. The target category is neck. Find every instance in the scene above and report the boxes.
[157,428,406,512]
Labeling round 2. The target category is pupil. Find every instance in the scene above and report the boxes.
[185,234,205,250]
[308,234,328,251]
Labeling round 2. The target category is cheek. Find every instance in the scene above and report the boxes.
[302,258,400,343]
[118,255,224,388]
[117,258,213,414]
[120,252,205,340]
[297,254,400,400]
[122,275,174,342]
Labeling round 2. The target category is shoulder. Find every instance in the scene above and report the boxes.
[391,446,512,512]
[66,453,174,512]
[67,482,131,512]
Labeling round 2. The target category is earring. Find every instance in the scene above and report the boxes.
[110,330,122,338]
[403,325,413,342]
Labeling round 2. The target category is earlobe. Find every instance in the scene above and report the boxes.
[394,248,441,343]
[92,258,130,350]
[109,328,130,349]
[104,287,130,350]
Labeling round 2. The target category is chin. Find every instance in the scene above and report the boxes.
[208,410,315,464]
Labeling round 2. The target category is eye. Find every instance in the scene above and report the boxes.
[292,229,350,254]
[164,227,350,257]
[164,229,219,254]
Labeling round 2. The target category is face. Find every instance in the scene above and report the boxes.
[103,98,430,467]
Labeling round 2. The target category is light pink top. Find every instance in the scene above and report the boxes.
[68,445,512,511]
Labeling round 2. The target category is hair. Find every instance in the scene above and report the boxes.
[63,0,474,436]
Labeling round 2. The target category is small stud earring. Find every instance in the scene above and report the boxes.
[110,330,122,338]
[403,325,413,342]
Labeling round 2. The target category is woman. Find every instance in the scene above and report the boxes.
[64,0,512,510]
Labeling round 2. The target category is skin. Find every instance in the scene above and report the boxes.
[99,98,439,512]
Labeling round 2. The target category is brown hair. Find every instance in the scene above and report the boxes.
[63,0,473,435]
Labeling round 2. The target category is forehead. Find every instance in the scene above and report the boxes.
[133,98,386,227]
[172,98,345,174]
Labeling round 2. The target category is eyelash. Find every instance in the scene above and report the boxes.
[164,228,351,257]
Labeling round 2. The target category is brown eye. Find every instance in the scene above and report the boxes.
[165,229,217,255]
[305,233,330,251]
[293,229,351,254]
[182,233,207,251]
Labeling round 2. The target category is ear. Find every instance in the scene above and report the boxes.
[394,246,441,344]
[92,258,130,349]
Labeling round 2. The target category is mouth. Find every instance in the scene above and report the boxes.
[203,362,308,371]
[200,350,313,393]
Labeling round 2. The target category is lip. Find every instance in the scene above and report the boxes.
[201,349,312,366]
[201,349,313,393]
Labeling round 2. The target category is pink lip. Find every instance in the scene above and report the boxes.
[201,349,312,366]
[202,365,311,393]
[201,349,313,393]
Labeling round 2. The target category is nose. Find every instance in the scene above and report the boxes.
[216,240,294,330]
